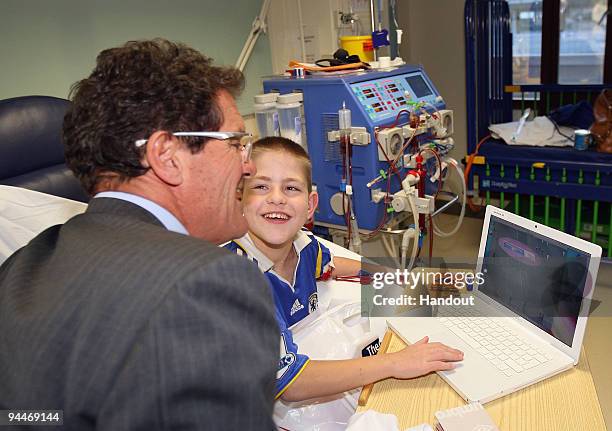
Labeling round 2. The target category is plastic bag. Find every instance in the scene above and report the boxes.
[274,301,380,431]
[346,410,434,431]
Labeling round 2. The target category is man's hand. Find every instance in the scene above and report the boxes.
[384,336,463,379]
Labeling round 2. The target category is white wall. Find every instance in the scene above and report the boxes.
[397,0,468,160]
[266,0,467,158]
[268,0,340,74]
[0,0,272,114]
[267,0,384,74]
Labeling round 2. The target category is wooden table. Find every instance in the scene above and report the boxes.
[357,331,607,430]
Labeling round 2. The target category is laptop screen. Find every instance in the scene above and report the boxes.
[479,214,591,347]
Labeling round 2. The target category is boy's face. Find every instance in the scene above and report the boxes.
[242,150,318,248]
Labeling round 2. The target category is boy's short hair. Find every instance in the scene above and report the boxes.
[252,137,313,193]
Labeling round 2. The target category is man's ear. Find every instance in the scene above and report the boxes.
[307,190,319,220]
[143,131,183,186]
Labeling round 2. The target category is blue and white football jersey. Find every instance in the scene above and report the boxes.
[274,305,310,399]
[224,229,334,397]
[225,230,334,327]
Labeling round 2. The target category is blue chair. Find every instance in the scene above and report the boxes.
[0,96,88,202]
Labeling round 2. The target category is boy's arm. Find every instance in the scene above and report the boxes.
[280,336,463,402]
[330,256,394,278]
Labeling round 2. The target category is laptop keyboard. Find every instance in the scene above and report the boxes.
[438,306,553,377]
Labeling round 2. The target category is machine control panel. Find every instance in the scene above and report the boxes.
[262,65,447,230]
[350,72,437,122]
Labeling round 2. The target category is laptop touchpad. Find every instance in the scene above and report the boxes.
[426,330,505,403]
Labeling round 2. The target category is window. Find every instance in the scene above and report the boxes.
[509,0,543,84]
[559,0,607,83]
[508,0,609,84]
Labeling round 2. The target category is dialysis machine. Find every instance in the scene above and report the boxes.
[262,65,462,262]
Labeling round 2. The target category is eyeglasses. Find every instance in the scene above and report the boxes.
[135,131,253,163]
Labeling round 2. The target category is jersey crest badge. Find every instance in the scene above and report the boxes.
[308,292,318,313]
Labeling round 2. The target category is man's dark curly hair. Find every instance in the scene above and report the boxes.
[63,38,244,195]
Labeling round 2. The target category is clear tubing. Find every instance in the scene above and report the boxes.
[400,196,419,271]
[432,161,466,237]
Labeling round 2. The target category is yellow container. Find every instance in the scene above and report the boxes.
[339,36,374,62]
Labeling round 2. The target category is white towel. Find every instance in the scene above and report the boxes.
[488,116,574,147]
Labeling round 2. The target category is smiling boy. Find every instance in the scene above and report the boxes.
[225,137,463,404]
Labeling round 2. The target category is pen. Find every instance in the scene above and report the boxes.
[512,108,531,142]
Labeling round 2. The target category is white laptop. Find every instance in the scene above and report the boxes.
[387,205,602,403]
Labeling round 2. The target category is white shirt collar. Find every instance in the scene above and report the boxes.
[233,230,313,273]
[94,191,189,235]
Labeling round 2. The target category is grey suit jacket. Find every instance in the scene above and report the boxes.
[0,198,278,430]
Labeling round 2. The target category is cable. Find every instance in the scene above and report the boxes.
[421,102,441,120]
[341,138,351,247]
[464,134,491,212]
[391,127,418,171]
[366,112,420,245]
[382,233,400,268]
[365,130,409,240]
[428,216,433,266]
[363,169,393,239]
[334,275,373,284]
[547,115,575,142]
[400,195,419,270]
[418,147,443,198]
[375,109,411,130]
[389,109,411,128]
[432,160,467,237]
[390,0,399,27]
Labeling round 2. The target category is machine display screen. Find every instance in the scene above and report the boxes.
[405,75,432,98]
[350,72,436,122]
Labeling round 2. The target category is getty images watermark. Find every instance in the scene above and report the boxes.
[360,255,607,318]
[358,261,488,317]
[369,268,484,307]
[372,268,485,290]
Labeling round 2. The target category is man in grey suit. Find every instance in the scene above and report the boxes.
[0,39,278,429]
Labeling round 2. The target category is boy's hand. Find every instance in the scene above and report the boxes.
[385,336,463,379]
